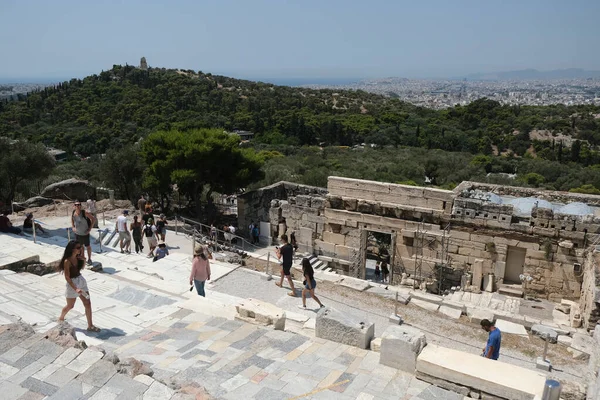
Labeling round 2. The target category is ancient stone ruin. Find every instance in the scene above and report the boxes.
[239,176,600,330]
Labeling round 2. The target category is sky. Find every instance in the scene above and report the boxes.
[1,0,599,82]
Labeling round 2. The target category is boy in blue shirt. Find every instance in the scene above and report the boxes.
[481,319,501,360]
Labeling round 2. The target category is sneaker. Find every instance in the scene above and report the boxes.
[86,260,92,266]
[287,291,295,297]
[120,250,124,254]
[297,305,307,309]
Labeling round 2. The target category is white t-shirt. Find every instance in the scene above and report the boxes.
[229,226,236,234]
[117,215,128,232]
[87,199,97,213]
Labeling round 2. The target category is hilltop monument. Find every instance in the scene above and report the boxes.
[140,56,148,70]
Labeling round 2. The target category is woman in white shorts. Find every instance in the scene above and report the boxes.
[57,240,100,332]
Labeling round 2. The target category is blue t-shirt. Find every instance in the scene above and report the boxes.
[485,328,501,360]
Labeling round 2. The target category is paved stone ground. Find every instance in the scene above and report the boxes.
[0,228,467,399]
[210,267,587,384]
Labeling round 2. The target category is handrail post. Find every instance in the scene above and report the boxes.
[192,230,195,257]
[395,291,399,316]
[102,211,105,227]
[32,222,37,244]
[98,229,103,253]
[267,252,271,277]
[175,216,178,235]
[67,227,71,241]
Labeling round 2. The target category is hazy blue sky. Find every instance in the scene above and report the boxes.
[1,0,598,81]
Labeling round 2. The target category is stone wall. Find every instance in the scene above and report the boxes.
[242,177,600,300]
[579,250,600,330]
[237,181,328,244]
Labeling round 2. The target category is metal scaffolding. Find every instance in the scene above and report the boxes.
[412,222,452,292]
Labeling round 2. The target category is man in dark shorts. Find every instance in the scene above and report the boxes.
[71,201,96,265]
[275,234,296,297]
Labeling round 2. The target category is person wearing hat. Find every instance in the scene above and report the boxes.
[156,214,168,242]
[23,212,46,234]
[116,210,131,254]
[153,240,169,262]
[190,245,211,297]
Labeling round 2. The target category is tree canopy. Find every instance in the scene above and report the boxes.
[0,138,56,206]
[140,128,264,216]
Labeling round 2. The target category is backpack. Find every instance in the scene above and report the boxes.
[144,225,154,237]
[72,210,92,231]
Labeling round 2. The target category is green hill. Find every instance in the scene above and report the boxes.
[1,65,600,164]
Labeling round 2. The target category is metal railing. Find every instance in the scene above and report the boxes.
[174,215,261,253]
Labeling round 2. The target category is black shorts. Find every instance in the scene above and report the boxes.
[76,234,90,247]
[282,265,292,276]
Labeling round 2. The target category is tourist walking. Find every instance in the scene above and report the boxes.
[190,245,211,297]
[86,197,98,228]
[116,210,131,254]
[252,224,260,245]
[157,214,168,241]
[142,205,153,225]
[72,201,96,265]
[57,240,100,332]
[275,234,296,297]
[130,215,144,254]
[481,319,502,360]
[137,195,147,214]
[374,262,381,281]
[144,217,158,257]
[381,261,389,283]
[290,231,298,252]
[210,223,217,242]
[23,213,46,234]
[298,258,324,309]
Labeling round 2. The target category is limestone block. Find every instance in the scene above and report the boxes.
[569,333,595,359]
[482,273,495,292]
[468,309,494,324]
[409,291,443,305]
[295,195,312,207]
[235,298,286,330]
[472,259,484,291]
[411,298,440,312]
[310,196,326,209]
[371,337,382,352]
[315,240,336,256]
[380,325,427,373]
[323,231,345,246]
[557,335,573,347]
[530,324,558,343]
[335,245,352,260]
[315,307,375,349]
[416,344,546,400]
[439,306,462,319]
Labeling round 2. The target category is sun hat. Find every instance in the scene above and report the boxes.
[194,245,205,256]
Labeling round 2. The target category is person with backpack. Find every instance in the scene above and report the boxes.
[144,217,158,257]
[72,201,96,265]
[252,224,260,245]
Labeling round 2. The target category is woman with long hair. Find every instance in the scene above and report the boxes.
[130,215,144,254]
[57,240,100,332]
[298,258,324,309]
[190,245,211,297]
